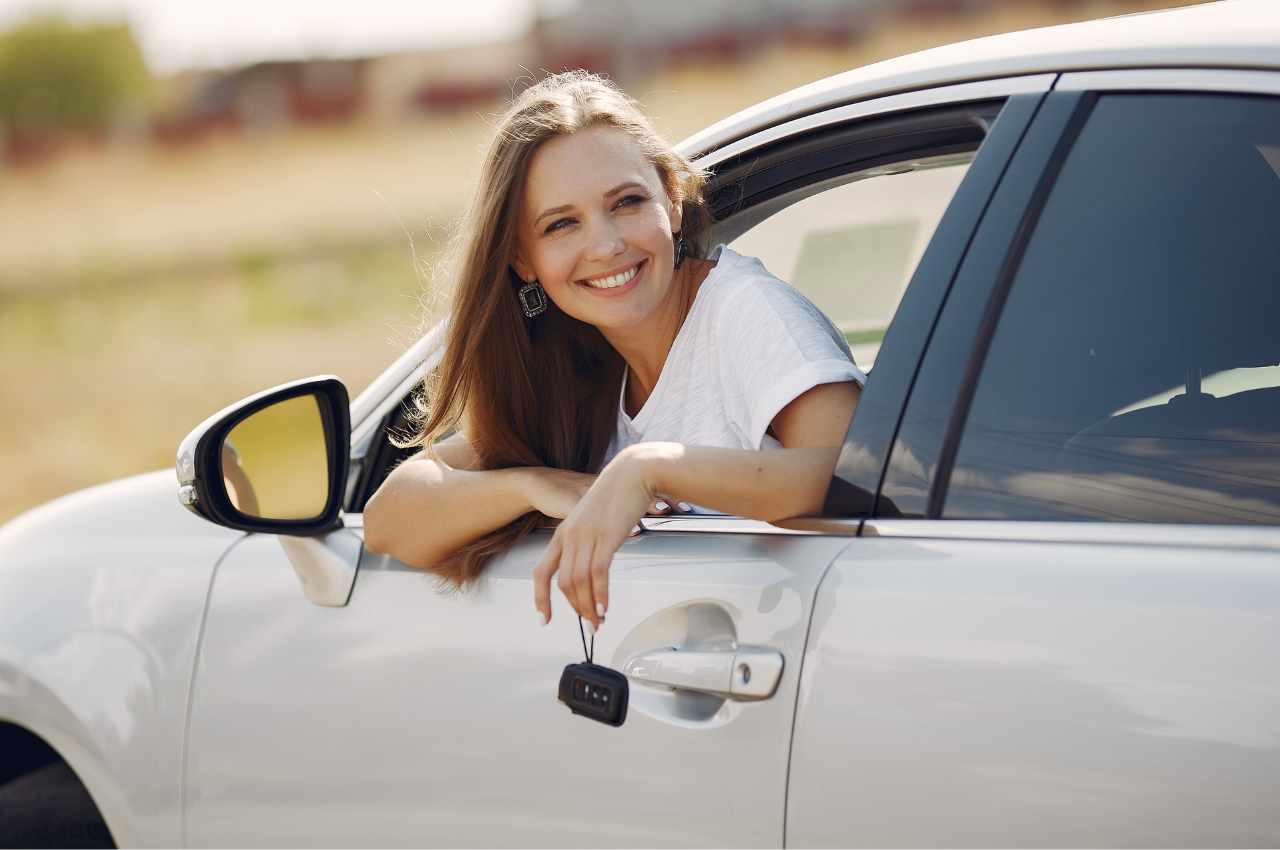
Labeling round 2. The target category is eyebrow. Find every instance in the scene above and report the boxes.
[533,181,647,225]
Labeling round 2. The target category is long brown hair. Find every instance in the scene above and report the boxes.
[398,70,711,587]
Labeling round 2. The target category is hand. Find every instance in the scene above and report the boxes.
[518,467,597,519]
[532,444,671,630]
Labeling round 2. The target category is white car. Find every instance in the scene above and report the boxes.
[4,2,1280,846]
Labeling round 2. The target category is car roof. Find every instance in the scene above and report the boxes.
[680,0,1280,159]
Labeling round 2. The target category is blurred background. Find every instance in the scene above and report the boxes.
[1,0,1206,524]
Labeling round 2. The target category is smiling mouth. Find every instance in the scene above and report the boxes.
[579,260,644,290]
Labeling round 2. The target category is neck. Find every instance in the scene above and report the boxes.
[601,258,713,415]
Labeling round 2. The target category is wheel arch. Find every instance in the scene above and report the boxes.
[0,718,119,847]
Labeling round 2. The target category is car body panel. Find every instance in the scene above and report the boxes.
[789,68,1280,845]
[0,471,241,847]
[697,75,1053,171]
[183,525,852,847]
[788,522,1280,846]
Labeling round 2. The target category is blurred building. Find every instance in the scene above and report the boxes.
[150,0,1021,147]
[531,0,899,81]
[6,0,1108,159]
[153,57,369,141]
[150,41,532,145]
[366,41,535,121]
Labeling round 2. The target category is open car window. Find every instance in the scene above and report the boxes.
[731,155,970,372]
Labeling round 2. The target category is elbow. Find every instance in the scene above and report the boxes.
[761,448,839,521]
[361,472,413,560]
[362,506,436,567]
[362,491,393,557]
[361,475,446,568]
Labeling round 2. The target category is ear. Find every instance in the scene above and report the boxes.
[667,189,684,235]
[511,251,535,285]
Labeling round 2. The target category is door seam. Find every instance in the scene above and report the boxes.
[179,531,249,848]
[780,520,863,848]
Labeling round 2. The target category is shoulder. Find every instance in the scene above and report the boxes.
[696,246,848,345]
[696,245,784,303]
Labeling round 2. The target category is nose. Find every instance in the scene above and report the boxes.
[583,216,626,263]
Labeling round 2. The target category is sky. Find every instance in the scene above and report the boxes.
[0,0,547,72]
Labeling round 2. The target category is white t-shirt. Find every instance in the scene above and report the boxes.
[604,245,866,470]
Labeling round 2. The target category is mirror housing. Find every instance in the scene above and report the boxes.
[176,376,350,535]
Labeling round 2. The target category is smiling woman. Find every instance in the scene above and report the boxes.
[362,71,864,627]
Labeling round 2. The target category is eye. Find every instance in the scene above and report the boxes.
[614,194,647,209]
[544,217,574,235]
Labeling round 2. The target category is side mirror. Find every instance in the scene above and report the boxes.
[176,376,350,535]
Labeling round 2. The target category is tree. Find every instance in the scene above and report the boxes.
[0,15,150,136]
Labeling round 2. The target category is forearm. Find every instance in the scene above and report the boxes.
[634,442,839,522]
[363,459,532,567]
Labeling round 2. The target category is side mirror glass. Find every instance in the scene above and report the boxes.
[222,394,329,521]
[177,376,350,535]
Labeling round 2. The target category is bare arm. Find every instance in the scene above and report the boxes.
[362,432,594,569]
[646,380,861,520]
[533,380,860,625]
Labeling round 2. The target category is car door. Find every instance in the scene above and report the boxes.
[180,76,1050,848]
[789,70,1280,847]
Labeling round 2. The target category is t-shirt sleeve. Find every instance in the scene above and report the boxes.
[713,275,867,449]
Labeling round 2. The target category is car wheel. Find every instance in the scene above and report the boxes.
[0,762,114,849]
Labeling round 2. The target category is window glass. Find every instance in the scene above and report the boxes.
[945,94,1280,524]
[731,157,970,370]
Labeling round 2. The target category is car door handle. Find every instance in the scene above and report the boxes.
[622,646,784,700]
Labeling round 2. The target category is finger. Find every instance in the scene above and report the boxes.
[570,537,597,630]
[532,534,562,625]
[647,498,671,516]
[589,544,613,622]
[557,535,591,628]
[556,543,578,621]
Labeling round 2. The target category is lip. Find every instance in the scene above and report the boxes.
[577,259,645,297]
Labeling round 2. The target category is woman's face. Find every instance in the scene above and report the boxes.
[512,125,683,334]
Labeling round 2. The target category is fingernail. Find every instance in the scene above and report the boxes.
[678,502,692,512]
[537,610,548,626]
[586,620,596,636]
[596,602,605,618]
[655,500,669,511]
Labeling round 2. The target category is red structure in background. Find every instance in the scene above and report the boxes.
[282,61,367,124]
[147,59,368,149]
[150,111,241,146]
[413,78,509,112]
[3,130,63,166]
[2,126,114,167]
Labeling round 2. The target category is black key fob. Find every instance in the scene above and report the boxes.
[558,662,628,727]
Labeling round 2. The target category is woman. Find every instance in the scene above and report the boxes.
[364,71,865,632]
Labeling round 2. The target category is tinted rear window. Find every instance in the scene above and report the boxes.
[944,93,1280,524]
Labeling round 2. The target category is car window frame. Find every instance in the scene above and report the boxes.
[820,88,1051,520]
[647,79,1052,535]
[906,68,1280,524]
[343,75,1057,525]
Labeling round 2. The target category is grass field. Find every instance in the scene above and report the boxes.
[0,0,1206,525]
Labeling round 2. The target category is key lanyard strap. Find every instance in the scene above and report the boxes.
[577,616,594,664]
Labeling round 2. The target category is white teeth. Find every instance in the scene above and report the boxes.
[583,262,640,289]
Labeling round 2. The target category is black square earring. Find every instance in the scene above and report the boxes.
[518,279,548,318]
